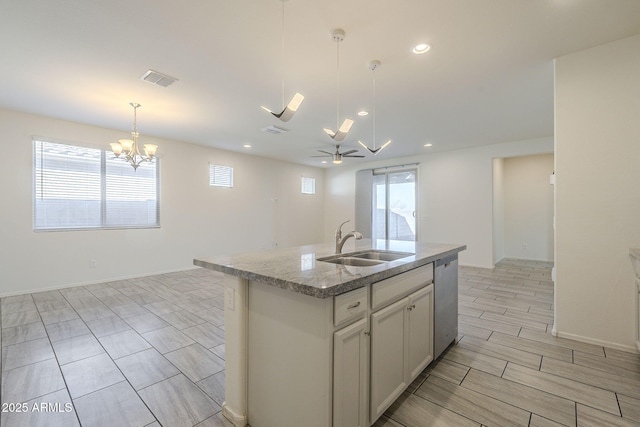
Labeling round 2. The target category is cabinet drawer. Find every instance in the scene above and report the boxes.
[372,264,433,311]
[335,287,368,326]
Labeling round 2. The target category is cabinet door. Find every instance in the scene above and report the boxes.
[370,297,408,422]
[334,317,369,427]
[407,285,434,381]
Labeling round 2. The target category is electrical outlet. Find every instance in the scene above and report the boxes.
[225,287,235,311]
[89,259,97,268]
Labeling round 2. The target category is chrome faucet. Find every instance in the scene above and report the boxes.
[335,220,363,254]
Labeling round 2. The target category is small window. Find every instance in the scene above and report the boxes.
[210,164,233,187]
[301,177,315,195]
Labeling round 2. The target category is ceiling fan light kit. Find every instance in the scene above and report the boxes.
[312,144,365,164]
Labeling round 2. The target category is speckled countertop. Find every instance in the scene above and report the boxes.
[194,239,466,298]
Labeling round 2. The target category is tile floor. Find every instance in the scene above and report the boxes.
[1,268,230,427]
[375,259,640,427]
[1,259,639,426]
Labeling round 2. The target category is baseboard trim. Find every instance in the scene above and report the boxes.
[501,256,554,262]
[458,263,496,269]
[222,403,247,427]
[0,266,203,298]
[555,330,639,354]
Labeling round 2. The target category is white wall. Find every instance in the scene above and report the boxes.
[555,34,640,351]
[0,109,324,296]
[502,154,554,262]
[492,158,505,264]
[324,137,554,268]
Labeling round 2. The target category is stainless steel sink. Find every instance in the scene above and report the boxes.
[349,250,414,262]
[317,256,385,267]
[317,250,414,267]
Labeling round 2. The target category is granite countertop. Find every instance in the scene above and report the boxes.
[194,239,466,298]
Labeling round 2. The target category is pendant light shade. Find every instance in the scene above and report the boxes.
[261,0,304,122]
[261,92,304,122]
[324,28,353,142]
[358,60,392,155]
[323,118,354,142]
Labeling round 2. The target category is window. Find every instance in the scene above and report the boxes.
[301,176,315,195]
[209,164,233,187]
[33,139,159,230]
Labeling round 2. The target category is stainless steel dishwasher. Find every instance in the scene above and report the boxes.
[434,254,459,359]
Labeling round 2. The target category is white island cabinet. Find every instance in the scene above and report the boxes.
[194,240,465,427]
[370,267,434,421]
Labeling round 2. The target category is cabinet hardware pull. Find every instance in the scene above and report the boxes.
[407,304,416,311]
[364,331,370,336]
[347,301,361,309]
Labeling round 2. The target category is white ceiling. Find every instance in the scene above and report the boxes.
[1,0,639,167]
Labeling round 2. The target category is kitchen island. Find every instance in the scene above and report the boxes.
[194,239,465,427]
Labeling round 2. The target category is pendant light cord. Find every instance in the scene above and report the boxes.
[336,40,340,129]
[281,0,285,110]
[373,68,376,149]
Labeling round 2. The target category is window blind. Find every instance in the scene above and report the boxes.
[209,164,233,187]
[33,139,159,230]
[301,177,315,194]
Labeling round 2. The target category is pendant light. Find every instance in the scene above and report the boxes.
[323,28,353,142]
[358,60,391,155]
[261,0,304,122]
[110,103,157,170]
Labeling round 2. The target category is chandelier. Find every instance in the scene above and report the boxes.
[110,102,157,170]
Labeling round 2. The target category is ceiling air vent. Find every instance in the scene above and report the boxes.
[140,70,178,87]
[261,125,289,135]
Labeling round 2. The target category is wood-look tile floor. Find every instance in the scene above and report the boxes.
[1,259,639,426]
[376,259,640,427]
[1,268,231,427]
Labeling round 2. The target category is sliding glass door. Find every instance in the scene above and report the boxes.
[372,169,417,241]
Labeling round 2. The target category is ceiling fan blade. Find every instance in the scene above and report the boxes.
[311,155,330,157]
[341,149,358,156]
[344,154,365,158]
[317,150,333,155]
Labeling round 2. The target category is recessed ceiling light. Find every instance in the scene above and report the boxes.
[357,111,368,116]
[412,43,431,55]
[321,160,327,164]
[424,143,433,147]
[243,144,252,148]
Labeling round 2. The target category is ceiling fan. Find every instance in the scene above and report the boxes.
[312,145,364,165]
